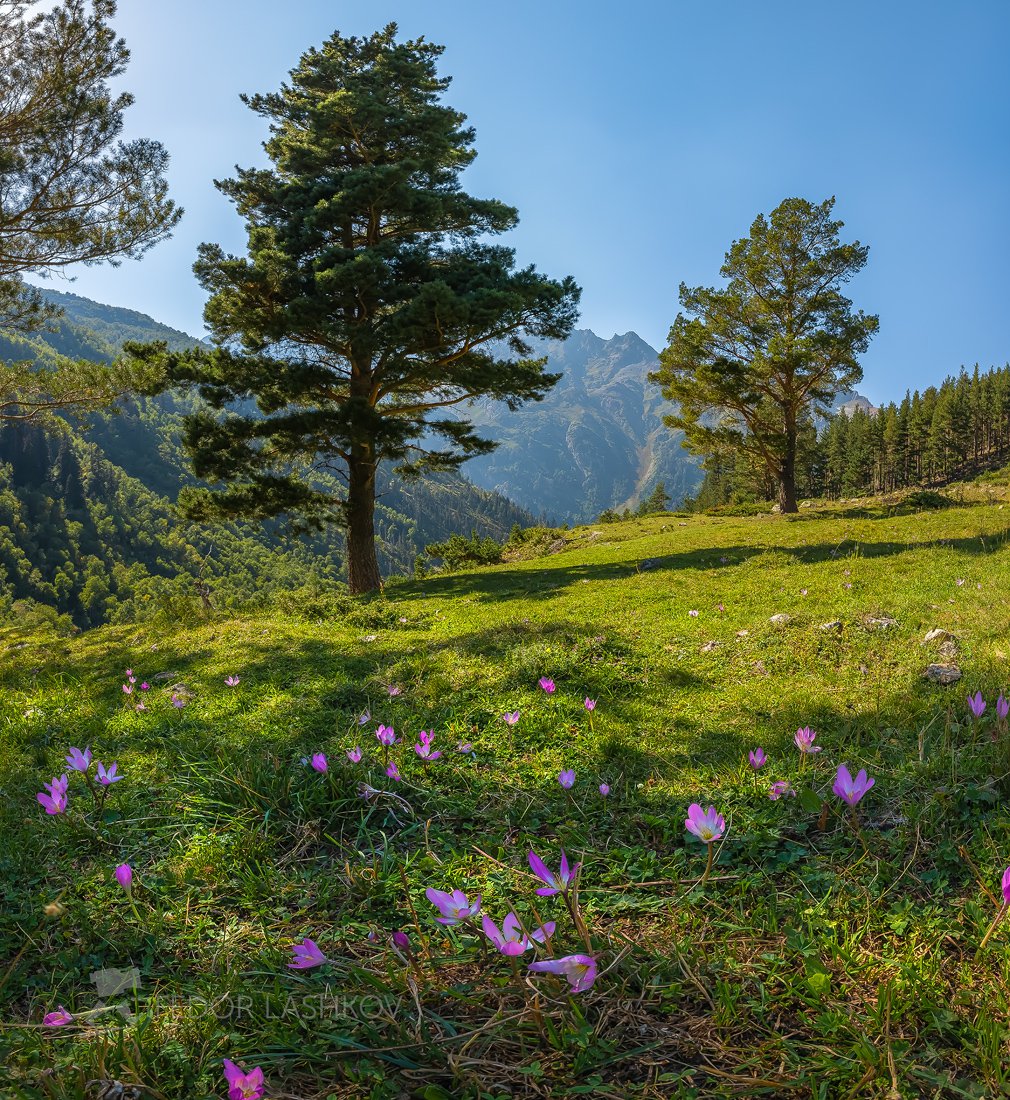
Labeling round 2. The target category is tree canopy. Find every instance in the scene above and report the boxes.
[651,197,878,512]
[133,23,580,593]
[0,0,180,418]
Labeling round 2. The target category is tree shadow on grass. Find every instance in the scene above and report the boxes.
[402,525,1010,605]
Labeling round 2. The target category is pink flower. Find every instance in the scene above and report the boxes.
[125,668,133,678]
[222,1059,265,1100]
[387,685,402,698]
[584,698,596,711]
[539,678,556,694]
[599,783,610,796]
[502,711,520,725]
[139,682,150,691]
[37,775,69,815]
[346,747,362,763]
[748,748,766,769]
[794,726,821,754]
[456,741,474,755]
[414,730,442,761]
[558,769,575,789]
[968,692,986,719]
[386,761,401,781]
[528,953,597,993]
[689,609,699,618]
[528,848,580,896]
[310,753,328,774]
[425,887,482,925]
[769,781,795,800]
[998,694,1009,721]
[832,764,875,807]
[65,746,92,772]
[171,694,186,708]
[288,937,327,969]
[481,912,555,955]
[684,804,725,843]
[357,710,371,726]
[122,683,133,695]
[800,588,808,596]
[225,675,240,687]
[96,761,123,785]
[376,725,397,747]
[43,1006,73,1027]
[114,863,133,893]
[1002,867,1010,907]
[717,602,725,612]
[135,702,146,712]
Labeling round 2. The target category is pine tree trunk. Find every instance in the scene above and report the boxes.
[346,446,383,595]
[778,416,799,513]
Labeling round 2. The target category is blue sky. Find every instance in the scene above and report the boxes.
[42,0,1010,404]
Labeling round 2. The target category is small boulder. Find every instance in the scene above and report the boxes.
[924,663,962,685]
[700,640,719,653]
[867,616,898,630]
[769,613,792,624]
[820,620,843,632]
[924,628,956,644]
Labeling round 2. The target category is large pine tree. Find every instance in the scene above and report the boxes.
[135,24,580,593]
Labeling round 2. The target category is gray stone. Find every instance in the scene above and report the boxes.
[769,613,792,624]
[924,663,962,685]
[820,620,843,632]
[924,628,956,643]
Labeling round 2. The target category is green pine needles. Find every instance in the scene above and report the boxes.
[132,24,580,594]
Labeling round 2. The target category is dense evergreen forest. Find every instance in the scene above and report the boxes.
[0,290,534,629]
[687,363,1010,509]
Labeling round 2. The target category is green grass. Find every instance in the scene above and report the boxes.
[5,500,1010,1097]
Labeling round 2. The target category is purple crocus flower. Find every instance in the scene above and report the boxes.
[528,953,597,993]
[414,730,442,761]
[833,764,875,807]
[599,783,610,796]
[558,769,575,789]
[65,747,92,772]
[539,678,556,694]
[684,804,725,843]
[95,761,124,785]
[689,609,699,618]
[114,863,133,893]
[392,930,410,951]
[456,741,474,755]
[310,753,328,774]
[387,686,402,698]
[748,748,766,769]
[502,711,520,725]
[222,1059,265,1100]
[769,780,795,800]
[122,683,133,695]
[346,747,362,763]
[481,912,555,955]
[386,761,401,781]
[171,694,186,709]
[125,668,133,678]
[139,682,150,691]
[376,725,397,747]
[43,1006,73,1027]
[357,710,371,726]
[37,775,69,815]
[998,694,1009,721]
[288,937,327,969]
[425,887,482,925]
[968,692,987,719]
[528,849,580,896]
[584,698,596,711]
[225,675,240,687]
[794,727,821,754]
[1002,867,1010,906]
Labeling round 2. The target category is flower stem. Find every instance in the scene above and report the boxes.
[700,843,715,886]
[978,902,1008,952]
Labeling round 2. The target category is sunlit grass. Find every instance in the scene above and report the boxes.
[4,498,1010,1096]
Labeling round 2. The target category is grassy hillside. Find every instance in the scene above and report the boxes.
[5,495,1010,1097]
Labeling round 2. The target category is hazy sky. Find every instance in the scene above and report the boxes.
[38,0,1010,404]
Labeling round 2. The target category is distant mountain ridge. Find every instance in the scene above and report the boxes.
[459,329,702,522]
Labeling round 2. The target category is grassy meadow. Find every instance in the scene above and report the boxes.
[5,495,1010,1097]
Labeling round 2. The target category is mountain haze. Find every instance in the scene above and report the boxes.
[463,330,703,523]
